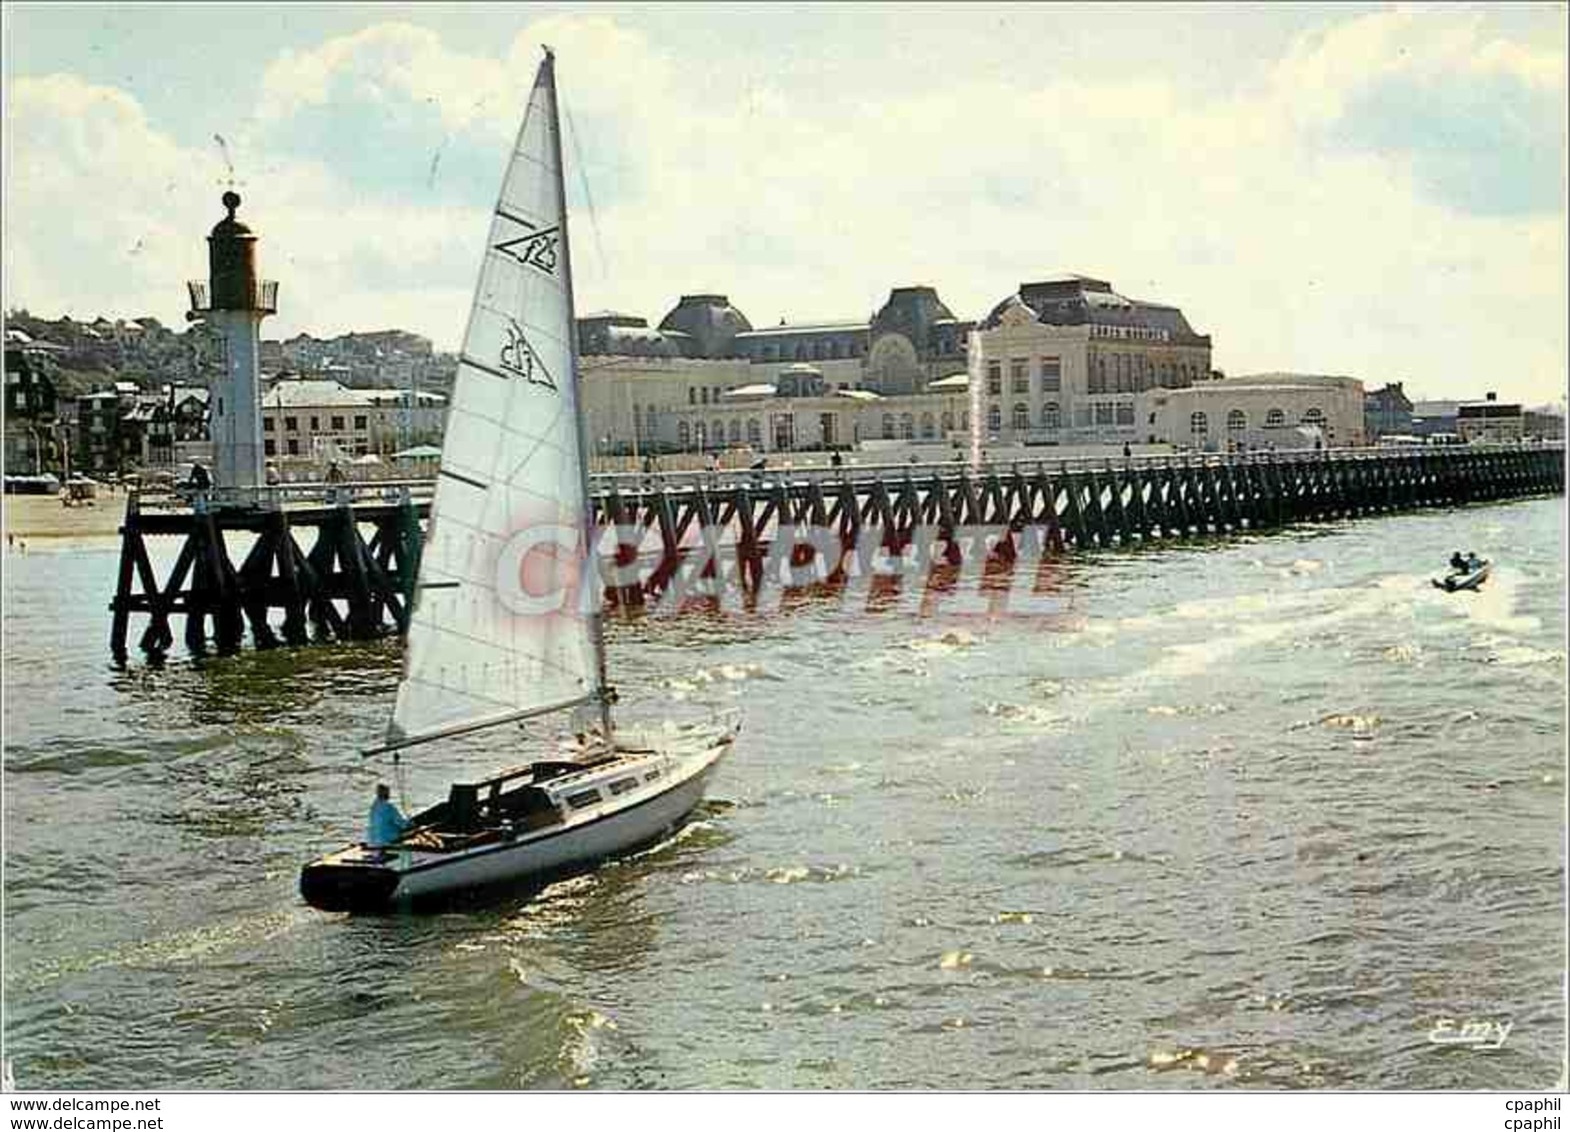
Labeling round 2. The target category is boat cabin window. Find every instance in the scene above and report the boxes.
[565,788,602,810]
[607,777,638,796]
[643,769,662,783]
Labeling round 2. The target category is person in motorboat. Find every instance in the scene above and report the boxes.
[1449,550,1468,573]
[365,783,408,849]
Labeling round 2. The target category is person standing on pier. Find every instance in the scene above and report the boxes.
[326,460,347,504]
[365,783,408,849]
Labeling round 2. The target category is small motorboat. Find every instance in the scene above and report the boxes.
[1433,556,1491,592]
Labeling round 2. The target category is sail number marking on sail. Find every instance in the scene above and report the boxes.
[493,208,560,274]
[499,318,557,390]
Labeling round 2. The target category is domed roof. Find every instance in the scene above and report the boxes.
[209,191,255,240]
[870,286,955,351]
[657,294,752,358]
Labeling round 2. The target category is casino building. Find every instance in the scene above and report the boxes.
[969,275,1213,444]
[575,276,1215,456]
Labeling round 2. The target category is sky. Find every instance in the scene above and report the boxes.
[4,3,1567,405]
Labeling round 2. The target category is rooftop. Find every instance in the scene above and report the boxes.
[720,383,779,399]
[735,320,867,338]
[261,379,376,408]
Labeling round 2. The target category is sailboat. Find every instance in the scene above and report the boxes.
[299,49,740,913]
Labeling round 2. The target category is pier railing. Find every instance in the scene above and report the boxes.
[588,440,1563,497]
[108,440,1563,659]
[132,477,439,513]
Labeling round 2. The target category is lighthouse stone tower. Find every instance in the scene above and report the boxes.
[188,191,276,494]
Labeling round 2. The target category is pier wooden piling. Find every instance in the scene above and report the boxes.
[109,484,428,662]
[108,444,1562,657]
[589,443,1563,609]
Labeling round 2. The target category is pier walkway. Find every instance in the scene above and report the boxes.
[108,442,1563,657]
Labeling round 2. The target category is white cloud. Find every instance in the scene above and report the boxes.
[5,9,1565,403]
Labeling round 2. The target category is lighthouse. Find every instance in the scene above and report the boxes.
[188,191,276,494]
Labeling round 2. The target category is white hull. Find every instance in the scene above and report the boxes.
[395,744,722,901]
[301,721,735,911]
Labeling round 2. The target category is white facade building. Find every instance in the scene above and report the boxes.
[969,275,1214,447]
[1144,373,1366,451]
[260,378,446,464]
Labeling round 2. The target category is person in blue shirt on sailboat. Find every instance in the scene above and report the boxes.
[365,783,408,848]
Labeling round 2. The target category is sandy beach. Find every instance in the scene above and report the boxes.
[3,492,126,541]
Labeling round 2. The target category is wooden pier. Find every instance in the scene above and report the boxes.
[110,443,1563,657]
[110,483,427,660]
[594,442,1564,609]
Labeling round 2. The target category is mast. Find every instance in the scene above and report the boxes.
[544,48,614,740]
[381,48,607,757]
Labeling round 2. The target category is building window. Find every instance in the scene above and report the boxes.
[747,418,762,445]
[1042,402,1060,430]
[899,413,914,440]
[1302,407,1325,427]
[678,420,691,448]
[1096,356,1107,394]
[1012,403,1029,430]
[284,416,298,432]
[1116,403,1134,426]
[987,404,1001,433]
[1040,358,1061,392]
[1227,409,1246,432]
[286,438,299,456]
[729,419,741,443]
[1265,408,1285,428]
[331,415,345,430]
[940,411,953,432]
[986,360,1001,396]
[700,388,709,405]
[688,388,696,405]
[354,415,367,430]
[713,419,724,446]
[310,416,319,430]
[1095,402,1115,426]
[1190,411,1209,436]
[263,417,274,432]
[264,439,275,456]
[920,412,935,439]
[882,413,895,440]
[1010,359,1028,394]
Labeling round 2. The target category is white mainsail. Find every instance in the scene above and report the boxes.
[388,50,604,750]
